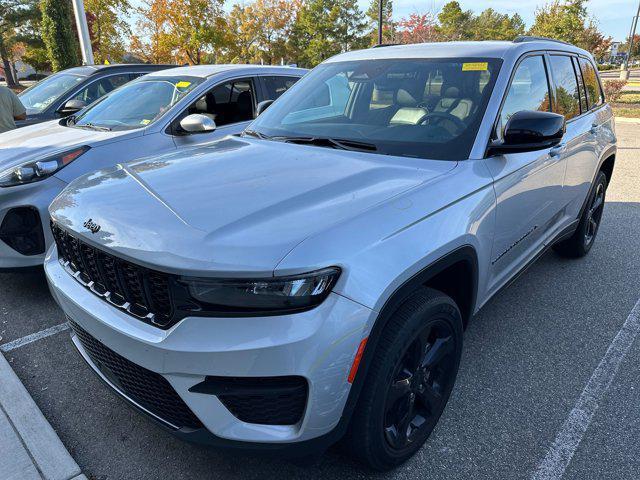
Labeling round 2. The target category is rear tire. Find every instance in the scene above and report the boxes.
[553,171,607,258]
[344,287,463,471]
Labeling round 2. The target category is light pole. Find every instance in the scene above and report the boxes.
[378,0,384,46]
[621,0,640,79]
[71,0,95,65]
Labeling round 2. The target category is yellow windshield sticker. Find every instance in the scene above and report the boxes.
[462,62,488,71]
[176,81,191,88]
[140,119,151,125]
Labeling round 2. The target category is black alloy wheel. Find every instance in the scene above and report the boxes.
[383,320,455,450]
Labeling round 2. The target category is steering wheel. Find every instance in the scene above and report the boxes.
[419,111,466,133]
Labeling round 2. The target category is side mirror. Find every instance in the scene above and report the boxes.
[59,99,87,116]
[256,100,274,116]
[179,114,216,134]
[487,110,565,156]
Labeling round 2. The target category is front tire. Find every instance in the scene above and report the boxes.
[344,288,463,471]
[553,171,607,258]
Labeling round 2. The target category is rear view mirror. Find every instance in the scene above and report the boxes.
[488,110,565,156]
[179,114,216,134]
[256,100,274,116]
[59,99,87,116]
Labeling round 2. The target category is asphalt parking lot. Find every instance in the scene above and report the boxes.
[1,121,639,480]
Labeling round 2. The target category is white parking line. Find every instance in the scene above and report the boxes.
[532,297,640,480]
[0,323,69,353]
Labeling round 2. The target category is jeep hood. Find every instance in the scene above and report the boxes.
[50,137,455,276]
[0,120,137,172]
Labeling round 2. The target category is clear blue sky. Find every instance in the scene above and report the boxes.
[128,0,637,42]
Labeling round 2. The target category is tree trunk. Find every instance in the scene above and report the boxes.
[0,38,17,88]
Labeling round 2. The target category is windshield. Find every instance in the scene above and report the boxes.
[250,58,501,160]
[19,73,86,114]
[72,76,204,131]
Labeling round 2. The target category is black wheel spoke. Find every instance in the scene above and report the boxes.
[417,382,442,412]
[591,195,603,212]
[422,335,452,369]
[387,374,412,406]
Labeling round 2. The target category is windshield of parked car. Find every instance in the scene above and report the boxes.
[249,58,501,160]
[19,73,86,114]
[72,76,204,131]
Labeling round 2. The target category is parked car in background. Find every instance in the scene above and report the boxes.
[44,38,615,469]
[15,64,175,128]
[0,64,306,269]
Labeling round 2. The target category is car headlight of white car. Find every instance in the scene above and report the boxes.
[0,146,90,187]
[181,267,341,315]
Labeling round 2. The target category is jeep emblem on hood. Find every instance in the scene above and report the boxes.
[83,219,101,234]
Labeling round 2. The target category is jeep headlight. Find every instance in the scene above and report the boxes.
[182,267,341,315]
[0,146,90,187]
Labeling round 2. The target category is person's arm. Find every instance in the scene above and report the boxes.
[10,89,26,121]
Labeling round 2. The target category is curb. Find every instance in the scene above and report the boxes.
[0,352,82,480]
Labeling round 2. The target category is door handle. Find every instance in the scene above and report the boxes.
[549,143,566,157]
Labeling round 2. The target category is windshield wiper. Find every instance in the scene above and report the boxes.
[243,129,271,139]
[76,123,112,132]
[272,136,377,152]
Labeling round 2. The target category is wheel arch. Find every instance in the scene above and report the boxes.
[336,246,478,442]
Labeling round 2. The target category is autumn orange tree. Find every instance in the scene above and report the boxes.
[130,0,225,65]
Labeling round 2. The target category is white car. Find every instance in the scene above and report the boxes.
[0,65,306,269]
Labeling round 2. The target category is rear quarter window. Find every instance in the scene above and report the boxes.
[579,58,604,108]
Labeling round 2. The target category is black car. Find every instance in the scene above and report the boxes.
[17,64,175,128]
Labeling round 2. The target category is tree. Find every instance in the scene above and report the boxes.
[295,0,367,67]
[130,0,173,64]
[164,0,226,65]
[473,9,525,41]
[84,0,131,64]
[0,0,39,86]
[224,0,301,64]
[396,13,437,44]
[40,0,80,71]
[366,0,394,44]
[436,1,474,41]
[529,0,611,54]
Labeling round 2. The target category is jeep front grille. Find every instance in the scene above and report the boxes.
[51,222,174,328]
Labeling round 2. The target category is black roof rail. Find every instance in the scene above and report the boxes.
[372,43,401,48]
[513,36,572,46]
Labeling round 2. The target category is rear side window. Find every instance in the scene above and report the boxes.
[261,76,300,101]
[579,58,603,108]
[549,55,580,120]
[498,55,551,136]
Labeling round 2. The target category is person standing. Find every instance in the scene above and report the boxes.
[0,84,26,134]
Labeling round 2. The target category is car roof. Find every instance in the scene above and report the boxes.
[325,39,592,63]
[147,64,308,79]
[61,64,177,77]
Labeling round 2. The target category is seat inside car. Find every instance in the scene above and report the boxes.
[431,82,475,121]
[389,89,428,125]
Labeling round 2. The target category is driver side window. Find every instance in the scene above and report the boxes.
[71,74,129,105]
[186,79,255,127]
[498,56,551,138]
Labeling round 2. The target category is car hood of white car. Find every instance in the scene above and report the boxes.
[0,120,139,173]
[50,136,457,276]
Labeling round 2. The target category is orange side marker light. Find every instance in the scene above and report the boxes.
[347,337,368,384]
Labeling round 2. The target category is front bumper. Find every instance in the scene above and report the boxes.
[44,246,372,445]
[0,178,67,269]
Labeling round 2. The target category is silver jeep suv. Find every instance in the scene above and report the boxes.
[45,38,616,470]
